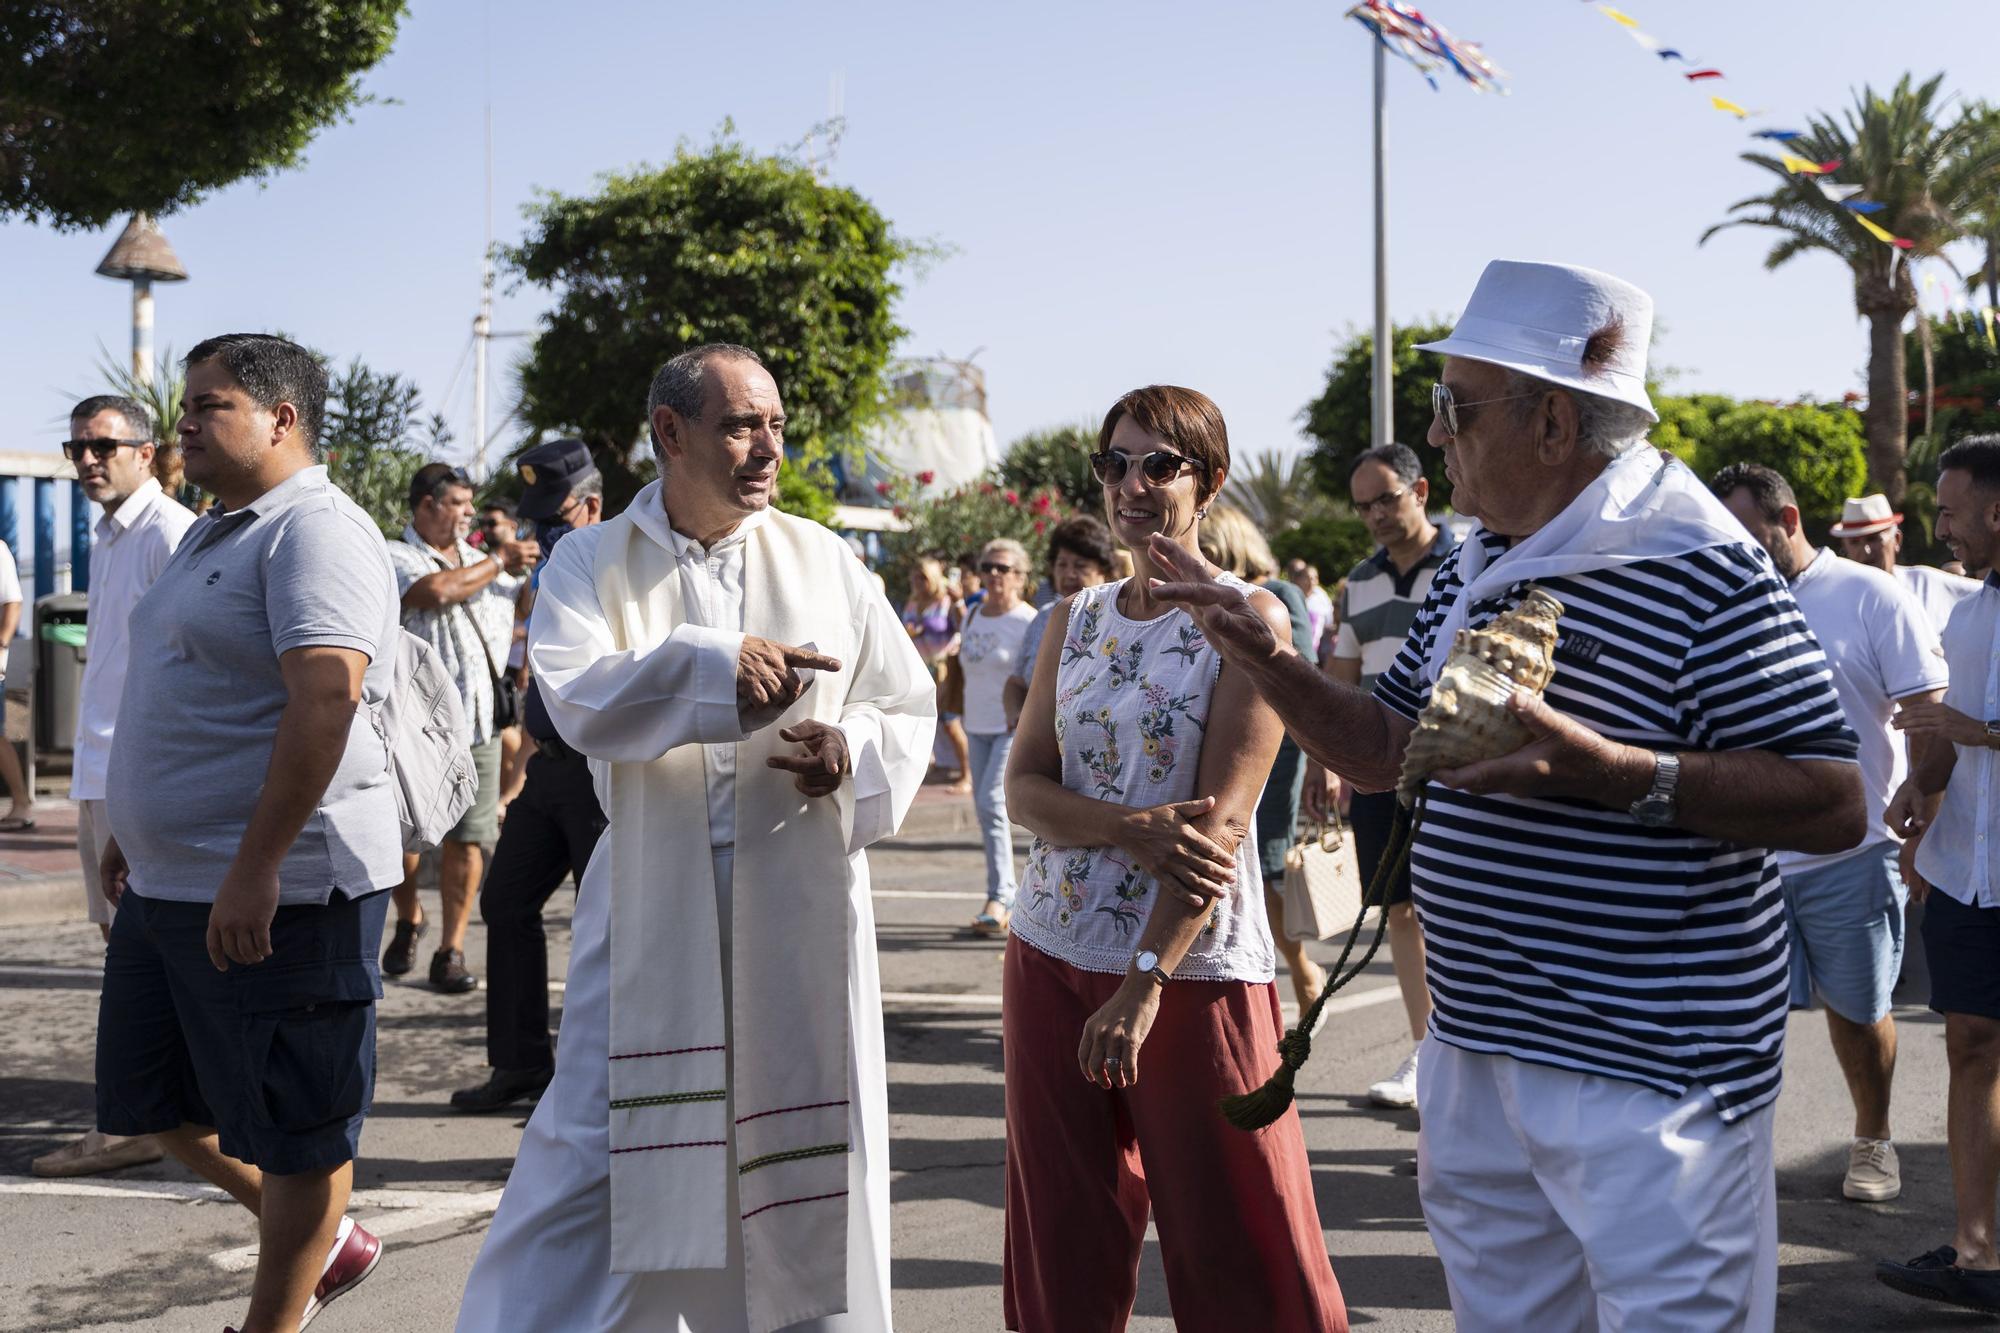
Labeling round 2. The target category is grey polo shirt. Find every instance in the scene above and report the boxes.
[108,465,403,905]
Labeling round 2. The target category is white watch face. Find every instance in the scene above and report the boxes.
[1136,950,1160,973]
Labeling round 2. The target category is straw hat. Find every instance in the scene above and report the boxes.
[1416,260,1657,421]
[1828,494,1903,538]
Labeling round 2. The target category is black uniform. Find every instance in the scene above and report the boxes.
[478,683,606,1073]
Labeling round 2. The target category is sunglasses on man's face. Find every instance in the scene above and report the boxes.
[978,561,1019,576]
[1089,448,1205,487]
[1430,381,1540,440]
[62,438,147,462]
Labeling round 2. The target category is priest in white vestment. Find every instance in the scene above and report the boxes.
[457,344,935,1333]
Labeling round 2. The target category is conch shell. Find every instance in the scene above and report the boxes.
[1396,587,1565,806]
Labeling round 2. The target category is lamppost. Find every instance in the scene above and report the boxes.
[94,213,188,384]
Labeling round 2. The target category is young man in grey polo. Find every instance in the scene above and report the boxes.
[95,334,401,1331]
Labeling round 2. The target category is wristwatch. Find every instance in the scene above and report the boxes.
[1134,950,1171,987]
[1986,718,2000,739]
[1629,751,1682,827]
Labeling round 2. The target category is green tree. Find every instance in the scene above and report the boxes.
[1702,73,2000,505]
[1271,515,1377,587]
[1649,392,1740,468]
[1300,320,1456,500]
[1,2,405,230]
[1698,401,1869,537]
[999,423,1098,513]
[321,358,448,536]
[1222,449,1330,532]
[506,130,918,521]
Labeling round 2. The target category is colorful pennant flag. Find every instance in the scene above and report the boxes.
[1575,3,1914,252]
[1346,1,1507,93]
[1852,213,1915,249]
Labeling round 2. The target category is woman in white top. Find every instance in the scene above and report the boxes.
[960,538,1038,935]
[1001,386,1346,1330]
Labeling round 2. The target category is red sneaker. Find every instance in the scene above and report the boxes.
[301,1218,382,1327]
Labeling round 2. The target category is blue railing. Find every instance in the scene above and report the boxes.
[0,477,92,599]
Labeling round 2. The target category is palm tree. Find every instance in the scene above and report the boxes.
[1222,449,1330,533]
[1702,74,2000,505]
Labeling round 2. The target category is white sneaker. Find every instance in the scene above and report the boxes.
[1844,1137,1901,1201]
[1368,1046,1421,1109]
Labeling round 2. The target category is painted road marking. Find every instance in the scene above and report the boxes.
[3,962,1402,1020]
[877,983,1403,1019]
[0,1176,503,1272]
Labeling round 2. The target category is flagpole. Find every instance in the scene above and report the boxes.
[1371,37,1392,447]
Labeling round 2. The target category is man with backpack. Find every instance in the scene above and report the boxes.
[383,462,539,992]
[95,334,402,1331]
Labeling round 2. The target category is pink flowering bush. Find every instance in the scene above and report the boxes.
[881,473,1072,585]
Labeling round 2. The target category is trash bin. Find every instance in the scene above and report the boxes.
[34,592,87,754]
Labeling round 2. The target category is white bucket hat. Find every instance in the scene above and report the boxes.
[1416,260,1658,422]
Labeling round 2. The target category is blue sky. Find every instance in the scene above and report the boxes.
[5,0,1995,480]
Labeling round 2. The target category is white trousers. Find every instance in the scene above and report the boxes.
[1415,1036,1776,1333]
[455,847,893,1333]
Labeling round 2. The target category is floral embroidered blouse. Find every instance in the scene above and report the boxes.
[1010,577,1277,983]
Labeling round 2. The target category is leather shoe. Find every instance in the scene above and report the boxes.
[429,947,478,994]
[450,1065,554,1113]
[382,918,426,976]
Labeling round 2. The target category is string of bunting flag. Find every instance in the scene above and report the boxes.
[1583,2,1911,246]
[1580,2,1998,346]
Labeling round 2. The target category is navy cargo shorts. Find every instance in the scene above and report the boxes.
[96,886,389,1175]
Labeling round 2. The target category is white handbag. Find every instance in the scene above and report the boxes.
[1281,810,1374,942]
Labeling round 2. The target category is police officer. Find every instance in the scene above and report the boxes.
[451,440,610,1112]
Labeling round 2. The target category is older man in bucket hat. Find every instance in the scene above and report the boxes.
[1152,259,1864,1330]
[1832,493,1982,633]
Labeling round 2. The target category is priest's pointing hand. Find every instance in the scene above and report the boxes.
[736,636,842,724]
[767,720,849,798]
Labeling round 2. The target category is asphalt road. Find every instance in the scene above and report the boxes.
[0,813,1986,1331]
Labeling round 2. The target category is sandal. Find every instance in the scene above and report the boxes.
[0,814,36,832]
[971,901,1012,937]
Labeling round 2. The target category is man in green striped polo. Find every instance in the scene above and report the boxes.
[1325,442,1456,1110]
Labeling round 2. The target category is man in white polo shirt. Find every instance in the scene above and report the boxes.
[1878,437,2000,1316]
[30,394,195,1180]
[1715,463,1947,1205]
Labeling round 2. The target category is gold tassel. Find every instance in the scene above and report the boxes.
[1219,797,1419,1132]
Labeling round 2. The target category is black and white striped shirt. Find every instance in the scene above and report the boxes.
[1374,531,1858,1122]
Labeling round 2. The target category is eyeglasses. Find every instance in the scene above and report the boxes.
[1353,486,1412,517]
[978,561,1019,576]
[1089,448,1207,487]
[62,438,148,462]
[1431,382,1542,439]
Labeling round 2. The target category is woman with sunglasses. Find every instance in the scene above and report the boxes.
[959,538,1037,935]
[1001,386,1346,1330]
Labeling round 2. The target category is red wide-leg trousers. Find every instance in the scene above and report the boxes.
[1001,938,1347,1333]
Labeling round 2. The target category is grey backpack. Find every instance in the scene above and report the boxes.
[372,629,478,851]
